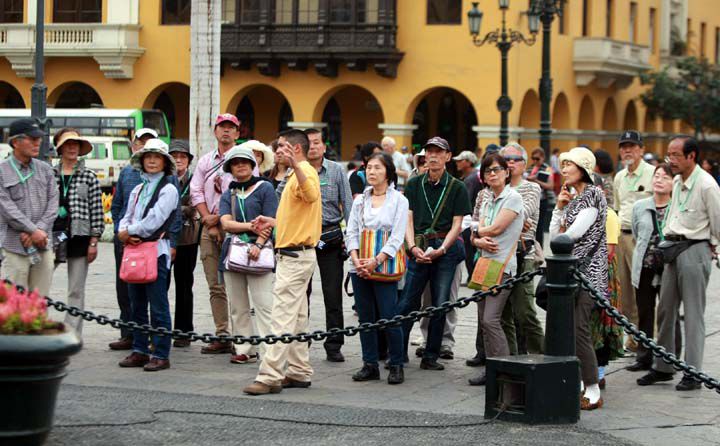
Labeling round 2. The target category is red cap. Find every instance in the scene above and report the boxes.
[215,113,240,128]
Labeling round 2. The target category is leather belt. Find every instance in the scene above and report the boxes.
[664,235,704,242]
[621,229,633,234]
[426,232,449,240]
[279,245,315,251]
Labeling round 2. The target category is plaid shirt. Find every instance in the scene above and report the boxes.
[54,159,104,238]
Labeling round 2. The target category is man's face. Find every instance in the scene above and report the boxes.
[502,147,526,177]
[666,139,694,175]
[132,135,153,153]
[306,132,326,161]
[619,142,643,166]
[13,135,42,159]
[454,159,471,174]
[382,141,395,154]
[425,146,450,171]
[214,122,240,146]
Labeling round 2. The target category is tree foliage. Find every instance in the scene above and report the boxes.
[640,56,720,140]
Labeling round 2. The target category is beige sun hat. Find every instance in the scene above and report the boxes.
[241,140,274,173]
[55,131,93,157]
[559,147,596,183]
[130,138,176,175]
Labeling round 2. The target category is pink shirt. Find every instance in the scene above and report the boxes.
[190,149,234,214]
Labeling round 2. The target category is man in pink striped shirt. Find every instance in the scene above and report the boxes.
[189,113,239,354]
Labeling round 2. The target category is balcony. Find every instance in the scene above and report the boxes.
[573,38,651,89]
[221,2,403,78]
[0,23,145,79]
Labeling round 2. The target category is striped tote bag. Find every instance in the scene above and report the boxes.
[359,228,407,282]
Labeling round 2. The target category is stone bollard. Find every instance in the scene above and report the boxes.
[483,233,580,424]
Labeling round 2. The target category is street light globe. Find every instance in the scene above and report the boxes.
[528,12,540,34]
[468,2,483,37]
[499,0,510,9]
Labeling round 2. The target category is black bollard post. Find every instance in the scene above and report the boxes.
[544,233,578,356]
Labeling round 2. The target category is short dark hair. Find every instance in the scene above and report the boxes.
[304,128,321,137]
[361,141,382,164]
[367,152,398,187]
[593,149,614,175]
[278,129,310,155]
[654,162,673,178]
[670,135,700,162]
[531,147,545,159]
[480,152,510,184]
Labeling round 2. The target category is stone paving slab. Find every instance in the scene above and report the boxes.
[45,246,720,446]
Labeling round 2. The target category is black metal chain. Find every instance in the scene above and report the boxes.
[39,269,544,346]
[573,270,720,394]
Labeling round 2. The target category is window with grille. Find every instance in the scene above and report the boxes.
[162,0,191,25]
[53,0,102,23]
[427,0,461,25]
[0,0,23,23]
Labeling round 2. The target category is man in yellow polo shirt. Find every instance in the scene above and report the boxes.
[243,129,321,395]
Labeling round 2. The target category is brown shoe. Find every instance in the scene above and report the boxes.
[243,381,282,395]
[118,352,150,368]
[282,376,312,389]
[173,339,191,348]
[143,358,171,372]
[201,340,232,354]
[109,337,133,351]
[580,396,604,411]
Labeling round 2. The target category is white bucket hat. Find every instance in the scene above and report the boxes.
[223,144,257,173]
[559,147,596,183]
[130,138,176,174]
[240,140,274,173]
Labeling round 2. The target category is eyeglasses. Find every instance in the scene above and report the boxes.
[665,153,684,161]
[531,157,541,162]
[503,155,524,162]
[484,166,506,175]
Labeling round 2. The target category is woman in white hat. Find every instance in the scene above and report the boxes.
[52,128,104,337]
[242,139,275,177]
[117,138,179,372]
[550,146,608,410]
[218,143,279,364]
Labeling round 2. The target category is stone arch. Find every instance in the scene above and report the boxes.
[142,82,190,139]
[623,100,639,130]
[551,92,572,151]
[643,112,660,154]
[226,85,294,144]
[577,95,596,148]
[0,82,25,108]
[601,98,619,153]
[404,87,478,155]
[48,82,103,108]
[312,85,385,160]
[518,89,540,148]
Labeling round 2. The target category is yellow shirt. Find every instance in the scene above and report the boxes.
[613,160,654,229]
[275,160,322,248]
[606,208,620,245]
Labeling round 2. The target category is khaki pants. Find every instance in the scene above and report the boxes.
[2,249,54,296]
[55,256,89,336]
[200,229,229,336]
[617,233,638,327]
[224,270,274,357]
[256,249,316,386]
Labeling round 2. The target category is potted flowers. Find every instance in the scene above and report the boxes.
[0,283,82,446]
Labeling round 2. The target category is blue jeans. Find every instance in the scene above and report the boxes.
[128,255,172,360]
[351,274,404,367]
[398,239,464,361]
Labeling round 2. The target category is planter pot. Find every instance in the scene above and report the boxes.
[0,330,82,446]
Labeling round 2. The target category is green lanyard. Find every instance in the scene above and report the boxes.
[654,203,670,242]
[138,179,161,209]
[235,187,247,222]
[624,162,645,192]
[9,158,34,184]
[674,168,700,213]
[61,170,75,198]
[180,175,192,199]
[483,194,503,225]
[421,172,449,220]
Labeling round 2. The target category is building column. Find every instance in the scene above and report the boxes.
[287,121,327,131]
[378,123,417,152]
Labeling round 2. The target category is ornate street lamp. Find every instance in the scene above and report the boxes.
[529,0,564,159]
[30,0,51,160]
[468,1,539,146]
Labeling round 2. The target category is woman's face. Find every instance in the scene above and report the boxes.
[701,159,712,172]
[60,140,80,161]
[253,150,264,167]
[652,168,673,195]
[561,161,583,186]
[143,153,166,174]
[172,152,190,174]
[365,157,387,187]
[273,147,287,167]
[230,158,254,179]
[483,162,508,189]
[532,152,544,167]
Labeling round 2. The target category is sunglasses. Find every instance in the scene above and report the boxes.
[531,157,541,161]
[484,166,506,175]
[503,155,524,162]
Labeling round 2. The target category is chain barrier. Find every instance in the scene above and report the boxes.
[574,270,720,394]
[39,269,544,346]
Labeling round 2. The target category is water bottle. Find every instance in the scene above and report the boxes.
[26,246,41,265]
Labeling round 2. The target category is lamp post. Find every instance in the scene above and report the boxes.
[30,0,50,161]
[530,0,564,159]
[468,0,539,147]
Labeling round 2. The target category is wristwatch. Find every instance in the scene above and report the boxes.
[89,242,98,247]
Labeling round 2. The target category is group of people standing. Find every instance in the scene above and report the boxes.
[0,114,718,408]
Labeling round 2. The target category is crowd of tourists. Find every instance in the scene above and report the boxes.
[0,115,718,410]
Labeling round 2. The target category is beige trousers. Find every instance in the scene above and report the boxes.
[55,256,89,336]
[256,249,316,386]
[224,270,274,357]
[2,249,54,296]
[200,229,229,335]
[617,233,639,327]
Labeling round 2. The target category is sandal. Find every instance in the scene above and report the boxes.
[580,396,604,411]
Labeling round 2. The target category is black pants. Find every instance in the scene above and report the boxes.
[536,199,549,247]
[170,243,198,332]
[636,267,682,366]
[316,243,345,353]
[462,228,476,278]
[113,235,133,339]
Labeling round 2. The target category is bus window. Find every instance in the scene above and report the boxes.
[141,111,168,137]
[113,141,131,160]
[84,143,108,160]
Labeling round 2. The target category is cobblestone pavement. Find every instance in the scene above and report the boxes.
[44,246,720,446]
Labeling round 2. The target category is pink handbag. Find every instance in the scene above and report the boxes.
[120,241,159,284]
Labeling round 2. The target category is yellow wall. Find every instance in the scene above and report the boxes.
[2,0,720,160]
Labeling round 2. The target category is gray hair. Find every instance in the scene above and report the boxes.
[500,142,528,163]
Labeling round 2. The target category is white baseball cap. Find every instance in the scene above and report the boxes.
[134,128,159,140]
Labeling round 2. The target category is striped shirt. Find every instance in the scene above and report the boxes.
[0,155,59,255]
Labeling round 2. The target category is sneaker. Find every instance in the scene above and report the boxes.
[439,346,454,360]
[637,369,674,386]
[387,365,404,385]
[419,359,444,371]
[415,346,425,358]
[230,353,259,364]
[675,376,702,391]
[468,373,487,386]
[625,361,651,372]
[465,354,486,367]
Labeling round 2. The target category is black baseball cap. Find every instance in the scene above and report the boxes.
[423,136,451,152]
[9,118,45,139]
[618,130,643,146]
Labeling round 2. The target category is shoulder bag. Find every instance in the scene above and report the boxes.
[223,187,275,275]
[357,194,407,282]
[468,238,518,291]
